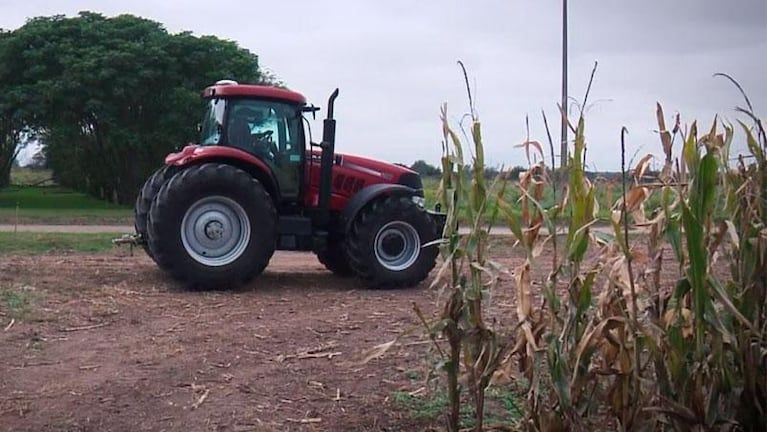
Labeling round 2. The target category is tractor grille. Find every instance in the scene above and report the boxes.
[398,172,424,196]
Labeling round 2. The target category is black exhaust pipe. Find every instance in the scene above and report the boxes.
[317,88,339,227]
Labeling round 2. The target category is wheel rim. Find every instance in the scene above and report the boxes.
[180,196,251,267]
[374,221,421,271]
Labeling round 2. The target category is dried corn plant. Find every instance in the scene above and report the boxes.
[400,68,764,432]
[495,73,765,432]
[496,65,629,432]
[638,81,766,431]
[420,62,509,432]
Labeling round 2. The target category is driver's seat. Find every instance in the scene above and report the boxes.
[227,117,251,150]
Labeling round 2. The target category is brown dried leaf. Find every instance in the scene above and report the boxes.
[611,209,622,225]
[633,154,654,182]
[663,308,693,338]
[656,103,674,162]
[656,103,667,131]
[571,317,627,389]
[723,220,740,249]
[358,340,396,364]
[599,337,619,368]
[532,235,552,258]
[514,140,545,163]
[625,186,650,213]
[514,261,532,323]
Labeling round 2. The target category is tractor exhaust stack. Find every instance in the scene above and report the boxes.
[317,88,339,227]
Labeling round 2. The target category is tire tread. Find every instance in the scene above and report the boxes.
[147,163,276,290]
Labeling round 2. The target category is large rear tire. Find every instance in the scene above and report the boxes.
[135,165,176,260]
[345,196,439,288]
[147,163,277,290]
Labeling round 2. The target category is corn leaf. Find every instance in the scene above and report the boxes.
[681,201,707,360]
[683,121,699,178]
[547,337,572,409]
[738,119,765,163]
[692,152,718,221]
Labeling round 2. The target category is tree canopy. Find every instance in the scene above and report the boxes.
[409,160,442,178]
[0,12,273,202]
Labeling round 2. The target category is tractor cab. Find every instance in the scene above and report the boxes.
[197,81,308,200]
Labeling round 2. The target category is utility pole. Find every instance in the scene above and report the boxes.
[560,0,569,171]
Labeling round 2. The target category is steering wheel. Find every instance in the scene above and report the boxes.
[254,130,273,140]
[252,130,278,159]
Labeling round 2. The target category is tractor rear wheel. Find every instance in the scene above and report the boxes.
[147,163,277,290]
[345,196,439,288]
[316,239,353,276]
[134,165,176,260]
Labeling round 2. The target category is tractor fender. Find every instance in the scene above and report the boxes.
[341,183,419,233]
[164,145,280,202]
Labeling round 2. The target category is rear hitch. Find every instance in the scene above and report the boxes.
[111,233,144,256]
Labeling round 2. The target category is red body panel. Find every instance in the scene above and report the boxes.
[303,150,414,211]
[202,84,306,105]
[165,145,272,175]
[165,145,416,213]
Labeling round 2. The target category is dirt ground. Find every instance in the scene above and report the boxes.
[1,244,519,432]
[0,236,689,432]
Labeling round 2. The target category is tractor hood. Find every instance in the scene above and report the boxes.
[307,148,423,194]
[333,152,416,182]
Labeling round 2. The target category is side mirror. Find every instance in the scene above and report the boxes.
[302,104,320,120]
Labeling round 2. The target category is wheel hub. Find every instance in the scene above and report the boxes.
[374,221,421,272]
[380,233,406,257]
[204,220,225,240]
[180,196,251,266]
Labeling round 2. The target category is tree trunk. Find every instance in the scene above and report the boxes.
[0,164,10,188]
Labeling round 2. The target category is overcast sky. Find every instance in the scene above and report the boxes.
[4,0,766,170]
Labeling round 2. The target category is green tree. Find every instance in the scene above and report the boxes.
[410,159,442,177]
[0,12,274,202]
[0,31,25,188]
[0,115,24,188]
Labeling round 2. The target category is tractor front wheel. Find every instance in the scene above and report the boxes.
[346,196,439,288]
[147,163,277,290]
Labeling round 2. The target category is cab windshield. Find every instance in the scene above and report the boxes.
[200,98,226,145]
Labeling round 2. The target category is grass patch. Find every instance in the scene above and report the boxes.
[393,385,523,428]
[10,167,54,186]
[0,186,127,209]
[0,286,37,320]
[0,186,132,224]
[0,232,121,254]
[0,208,134,225]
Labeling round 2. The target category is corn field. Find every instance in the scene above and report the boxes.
[419,68,766,432]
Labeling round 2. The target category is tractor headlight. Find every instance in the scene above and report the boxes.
[412,196,426,208]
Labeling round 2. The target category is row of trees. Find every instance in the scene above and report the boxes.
[0,12,273,202]
[407,159,527,180]
[408,159,636,182]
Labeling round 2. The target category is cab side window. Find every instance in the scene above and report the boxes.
[226,100,303,199]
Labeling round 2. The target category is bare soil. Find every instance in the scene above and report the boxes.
[0,238,686,432]
[1,246,493,432]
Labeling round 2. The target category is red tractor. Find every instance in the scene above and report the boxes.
[133,80,445,290]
